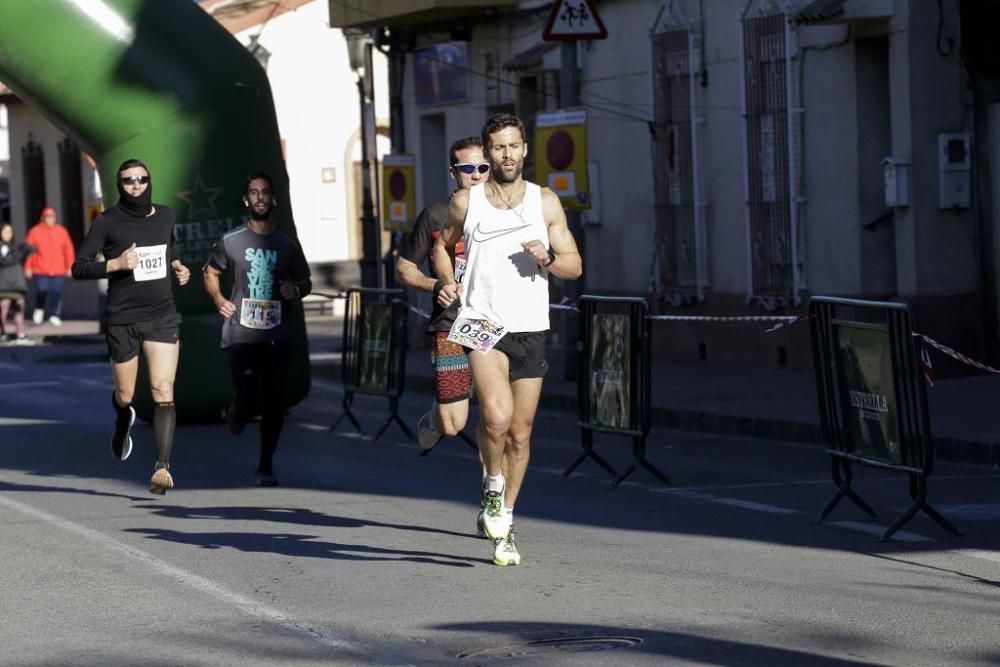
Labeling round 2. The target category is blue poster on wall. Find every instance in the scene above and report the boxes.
[414,41,469,106]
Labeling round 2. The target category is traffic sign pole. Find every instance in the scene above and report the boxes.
[561,41,584,381]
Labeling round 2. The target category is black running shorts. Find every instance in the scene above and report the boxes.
[490,330,549,380]
[106,312,181,363]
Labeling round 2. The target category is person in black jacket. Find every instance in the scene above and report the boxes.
[0,221,34,344]
[72,159,191,494]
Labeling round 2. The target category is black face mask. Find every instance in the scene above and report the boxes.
[116,170,152,218]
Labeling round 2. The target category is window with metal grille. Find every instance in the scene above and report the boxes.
[651,28,708,304]
[740,11,805,308]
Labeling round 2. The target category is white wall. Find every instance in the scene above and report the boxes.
[395,0,974,306]
[237,0,389,264]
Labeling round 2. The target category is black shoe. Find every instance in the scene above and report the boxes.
[227,400,246,435]
[110,394,135,461]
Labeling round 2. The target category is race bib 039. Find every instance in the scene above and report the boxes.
[240,298,282,330]
[447,316,506,353]
[133,244,167,282]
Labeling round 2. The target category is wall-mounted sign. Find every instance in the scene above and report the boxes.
[535,109,591,211]
[381,154,415,232]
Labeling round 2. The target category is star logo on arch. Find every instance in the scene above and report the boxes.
[177,175,223,220]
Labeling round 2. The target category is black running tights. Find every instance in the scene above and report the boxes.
[229,340,291,474]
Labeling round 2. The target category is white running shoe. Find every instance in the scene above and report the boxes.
[32,309,43,325]
[476,508,486,539]
[48,316,62,326]
[417,409,442,451]
[492,528,521,566]
[481,484,511,540]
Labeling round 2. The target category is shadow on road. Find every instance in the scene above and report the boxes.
[123,527,479,567]
[436,621,885,665]
[133,503,474,539]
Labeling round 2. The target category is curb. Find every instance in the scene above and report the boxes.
[311,360,1000,469]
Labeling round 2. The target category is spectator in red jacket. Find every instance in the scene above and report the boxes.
[24,207,75,326]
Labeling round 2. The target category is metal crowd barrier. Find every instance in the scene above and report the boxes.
[809,296,960,541]
[329,287,413,442]
[563,295,670,487]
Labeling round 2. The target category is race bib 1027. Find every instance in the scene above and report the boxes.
[240,298,282,330]
[133,244,167,282]
[447,316,507,353]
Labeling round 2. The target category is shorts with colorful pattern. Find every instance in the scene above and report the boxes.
[432,331,472,404]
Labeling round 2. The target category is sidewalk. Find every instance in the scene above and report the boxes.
[7,317,1000,467]
[306,315,1000,468]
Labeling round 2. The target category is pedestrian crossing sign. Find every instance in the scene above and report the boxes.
[543,0,608,41]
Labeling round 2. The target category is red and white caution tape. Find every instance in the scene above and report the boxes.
[920,344,935,386]
[646,313,807,334]
[916,333,1000,377]
[404,298,810,335]
[549,300,807,333]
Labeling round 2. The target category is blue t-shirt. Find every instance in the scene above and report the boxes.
[206,224,310,348]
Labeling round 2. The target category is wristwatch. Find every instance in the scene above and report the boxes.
[544,248,556,266]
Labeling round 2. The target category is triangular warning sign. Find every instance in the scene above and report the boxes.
[543,0,608,41]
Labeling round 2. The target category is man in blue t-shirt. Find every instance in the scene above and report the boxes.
[203,171,311,486]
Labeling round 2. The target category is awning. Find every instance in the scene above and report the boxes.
[503,42,558,71]
[794,0,892,25]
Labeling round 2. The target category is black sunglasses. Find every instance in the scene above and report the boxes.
[121,176,149,185]
[453,163,489,175]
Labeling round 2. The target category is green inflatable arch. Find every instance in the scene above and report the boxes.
[0,0,310,420]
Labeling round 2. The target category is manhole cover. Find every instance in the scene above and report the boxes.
[457,635,642,660]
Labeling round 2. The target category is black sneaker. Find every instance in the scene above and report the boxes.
[227,400,246,435]
[110,395,135,461]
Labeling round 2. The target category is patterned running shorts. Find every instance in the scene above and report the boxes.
[432,331,472,404]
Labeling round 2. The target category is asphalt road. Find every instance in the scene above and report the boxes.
[1,339,1000,666]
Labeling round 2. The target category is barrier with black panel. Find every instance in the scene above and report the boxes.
[809,296,960,542]
[329,287,414,442]
[563,296,670,487]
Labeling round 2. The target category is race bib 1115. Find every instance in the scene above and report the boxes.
[240,298,282,330]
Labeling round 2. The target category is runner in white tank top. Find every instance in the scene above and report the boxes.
[459,181,549,332]
[431,113,582,567]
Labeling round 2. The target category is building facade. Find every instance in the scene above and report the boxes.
[333,0,988,371]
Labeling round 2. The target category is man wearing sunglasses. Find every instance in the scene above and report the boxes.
[72,159,191,495]
[433,113,582,566]
[396,137,487,465]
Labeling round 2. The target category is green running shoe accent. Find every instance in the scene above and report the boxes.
[492,528,520,566]
[481,485,509,540]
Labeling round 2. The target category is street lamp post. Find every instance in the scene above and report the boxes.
[345,29,382,288]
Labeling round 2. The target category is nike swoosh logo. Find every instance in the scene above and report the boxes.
[472,223,532,243]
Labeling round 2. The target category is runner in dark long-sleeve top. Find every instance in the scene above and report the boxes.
[72,159,191,495]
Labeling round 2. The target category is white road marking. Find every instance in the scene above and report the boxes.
[297,423,328,432]
[71,377,114,389]
[0,417,64,426]
[828,521,933,543]
[0,381,61,389]
[666,489,804,515]
[0,492,358,653]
